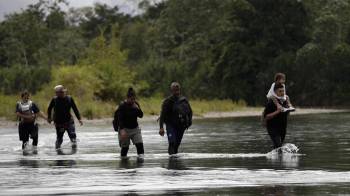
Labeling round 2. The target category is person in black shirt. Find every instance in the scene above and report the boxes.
[16,90,47,152]
[263,83,290,149]
[114,88,144,159]
[47,85,83,150]
[159,82,192,155]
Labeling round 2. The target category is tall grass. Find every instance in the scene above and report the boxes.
[0,94,247,120]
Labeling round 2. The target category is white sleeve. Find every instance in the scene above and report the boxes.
[266,83,275,99]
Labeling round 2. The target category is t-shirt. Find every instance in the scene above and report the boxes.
[264,99,289,134]
[266,82,287,101]
[117,101,143,129]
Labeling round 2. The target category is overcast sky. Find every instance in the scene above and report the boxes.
[0,0,158,20]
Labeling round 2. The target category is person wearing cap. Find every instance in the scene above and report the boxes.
[47,85,83,150]
[16,90,47,153]
[159,82,193,155]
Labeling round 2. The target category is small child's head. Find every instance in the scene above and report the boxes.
[274,83,285,97]
[274,73,286,85]
[21,90,30,102]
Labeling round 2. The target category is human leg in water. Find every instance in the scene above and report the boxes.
[166,125,178,155]
[174,128,186,154]
[269,134,282,149]
[55,127,65,150]
[121,147,129,158]
[19,123,30,150]
[135,143,144,162]
[67,121,77,149]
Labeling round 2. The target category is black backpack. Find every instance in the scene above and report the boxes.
[173,97,192,129]
[112,101,124,132]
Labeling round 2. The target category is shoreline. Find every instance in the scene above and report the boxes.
[0,108,348,127]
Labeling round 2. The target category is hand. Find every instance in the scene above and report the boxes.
[120,129,128,141]
[276,106,282,113]
[133,102,140,109]
[79,120,83,126]
[277,103,283,110]
[159,128,165,137]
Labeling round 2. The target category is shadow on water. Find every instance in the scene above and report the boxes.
[166,157,187,170]
[119,158,145,169]
[18,159,40,168]
[56,148,77,155]
[53,159,77,167]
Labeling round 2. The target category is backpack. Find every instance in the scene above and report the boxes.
[173,97,192,129]
[112,101,124,132]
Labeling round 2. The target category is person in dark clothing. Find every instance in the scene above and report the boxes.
[16,90,47,152]
[114,87,144,159]
[159,82,193,155]
[263,83,290,149]
[47,85,83,150]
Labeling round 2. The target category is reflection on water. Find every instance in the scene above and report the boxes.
[53,160,77,167]
[18,159,39,168]
[0,113,349,195]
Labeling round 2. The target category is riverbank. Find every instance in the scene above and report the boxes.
[1,107,348,127]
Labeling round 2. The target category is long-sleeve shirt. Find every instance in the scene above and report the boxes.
[47,96,81,124]
[117,101,143,129]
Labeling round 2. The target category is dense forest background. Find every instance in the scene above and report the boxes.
[0,0,349,107]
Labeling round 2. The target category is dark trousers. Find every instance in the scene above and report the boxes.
[166,124,186,155]
[268,129,286,149]
[55,120,76,148]
[18,122,38,146]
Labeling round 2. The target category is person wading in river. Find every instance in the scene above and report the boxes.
[263,83,290,149]
[47,85,83,151]
[16,90,47,153]
[113,87,144,160]
[159,82,193,155]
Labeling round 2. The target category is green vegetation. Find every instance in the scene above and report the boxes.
[0,0,349,120]
[1,93,246,120]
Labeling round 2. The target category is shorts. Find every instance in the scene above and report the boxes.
[118,127,143,148]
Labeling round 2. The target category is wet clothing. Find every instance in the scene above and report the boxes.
[47,96,81,124]
[118,127,143,147]
[117,101,143,130]
[264,99,289,149]
[55,119,76,149]
[18,122,38,147]
[160,95,192,155]
[166,124,186,155]
[16,101,40,147]
[47,96,80,149]
[120,143,144,157]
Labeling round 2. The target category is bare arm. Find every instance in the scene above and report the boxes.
[36,111,48,121]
